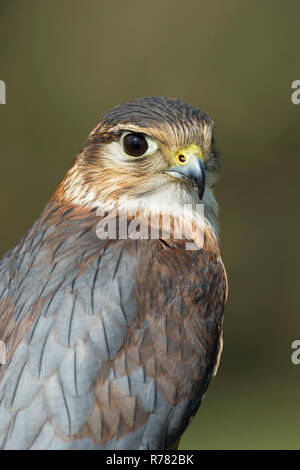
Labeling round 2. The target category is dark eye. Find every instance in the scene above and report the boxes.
[123,133,148,157]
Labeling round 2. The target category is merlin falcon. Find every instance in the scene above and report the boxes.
[0,97,227,450]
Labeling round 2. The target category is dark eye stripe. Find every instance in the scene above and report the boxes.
[123,133,148,157]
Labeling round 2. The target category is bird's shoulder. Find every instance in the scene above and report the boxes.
[0,201,226,449]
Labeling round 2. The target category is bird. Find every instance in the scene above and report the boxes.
[0,97,227,450]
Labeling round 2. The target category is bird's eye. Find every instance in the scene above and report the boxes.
[122,133,148,157]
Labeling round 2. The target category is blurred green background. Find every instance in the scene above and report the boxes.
[0,0,300,449]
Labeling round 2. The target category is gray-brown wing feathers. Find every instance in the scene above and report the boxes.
[0,205,226,449]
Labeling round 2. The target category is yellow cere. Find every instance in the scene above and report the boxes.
[175,144,204,166]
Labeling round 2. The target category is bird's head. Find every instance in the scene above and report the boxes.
[58,97,220,230]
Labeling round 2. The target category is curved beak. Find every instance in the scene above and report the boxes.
[164,155,206,200]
